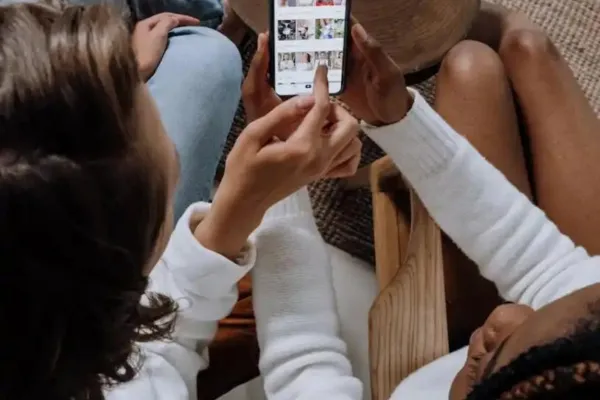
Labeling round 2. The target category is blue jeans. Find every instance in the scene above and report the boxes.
[72,0,242,217]
[148,26,242,218]
[135,1,241,218]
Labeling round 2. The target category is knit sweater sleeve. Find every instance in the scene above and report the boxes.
[363,89,600,310]
[106,202,255,400]
[251,188,363,399]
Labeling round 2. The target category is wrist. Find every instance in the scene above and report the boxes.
[194,197,265,260]
[363,89,414,127]
[137,59,154,82]
[139,66,152,82]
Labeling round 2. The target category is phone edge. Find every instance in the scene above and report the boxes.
[268,0,276,92]
[269,0,353,97]
[329,0,352,96]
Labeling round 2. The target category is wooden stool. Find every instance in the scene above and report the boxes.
[230,0,481,84]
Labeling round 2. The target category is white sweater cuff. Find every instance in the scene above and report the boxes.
[362,88,464,183]
[147,202,257,341]
[263,187,314,223]
[159,202,256,298]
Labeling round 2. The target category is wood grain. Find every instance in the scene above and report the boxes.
[369,189,448,400]
[344,156,404,190]
[370,157,408,288]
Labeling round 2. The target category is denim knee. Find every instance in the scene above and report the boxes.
[148,26,243,214]
[167,27,243,96]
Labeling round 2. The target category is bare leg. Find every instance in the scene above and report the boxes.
[434,40,530,347]
[498,22,600,255]
[434,14,600,342]
[436,42,532,196]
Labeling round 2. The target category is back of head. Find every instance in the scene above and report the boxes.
[0,2,174,398]
[467,315,600,399]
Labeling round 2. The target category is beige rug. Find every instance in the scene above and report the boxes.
[220,0,600,264]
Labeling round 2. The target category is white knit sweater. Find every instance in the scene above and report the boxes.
[366,89,600,398]
[105,89,600,399]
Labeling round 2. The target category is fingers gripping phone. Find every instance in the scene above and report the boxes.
[269,0,352,97]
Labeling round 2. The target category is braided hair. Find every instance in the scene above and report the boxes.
[467,304,600,399]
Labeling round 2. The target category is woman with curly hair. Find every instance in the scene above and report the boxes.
[337,7,600,400]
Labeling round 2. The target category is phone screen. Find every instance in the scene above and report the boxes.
[271,0,350,96]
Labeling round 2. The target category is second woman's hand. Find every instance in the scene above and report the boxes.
[132,13,200,81]
[340,21,412,126]
[195,66,360,259]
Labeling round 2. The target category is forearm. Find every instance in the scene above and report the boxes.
[363,90,592,308]
[193,198,263,260]
[252,189,363,399]
[149,202,255,347]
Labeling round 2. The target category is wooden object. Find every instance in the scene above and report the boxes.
[229,0,481,76]
[368,156,449,400]
[369,157,409,288]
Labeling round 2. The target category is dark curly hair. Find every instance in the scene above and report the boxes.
[467,303,600,399]
[0,1,177,399]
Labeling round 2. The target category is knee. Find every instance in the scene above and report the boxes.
[499,28,559,66]
[187,28,243,88]
[439,40,506,88]
[163,27,243,94]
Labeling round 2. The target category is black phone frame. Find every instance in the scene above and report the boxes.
[268,0,353,97]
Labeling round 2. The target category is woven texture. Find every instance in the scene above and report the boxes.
[220,0,600,265]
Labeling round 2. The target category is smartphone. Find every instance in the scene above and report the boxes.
[269,0,352,97]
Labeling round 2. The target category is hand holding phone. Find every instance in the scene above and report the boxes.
[269,0,351,96]
[241,32,362,178]
[339,23,412,126]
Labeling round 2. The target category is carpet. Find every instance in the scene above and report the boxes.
[219,0,600,265]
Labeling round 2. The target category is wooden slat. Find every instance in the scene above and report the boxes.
[369,189,448,400]
[344,158,404,190]
[370,157,407,288]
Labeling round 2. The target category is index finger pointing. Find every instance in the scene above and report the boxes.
[292,65,331,142]
[313,63,330,101]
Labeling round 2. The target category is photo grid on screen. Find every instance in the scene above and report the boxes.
[274,0,346,93]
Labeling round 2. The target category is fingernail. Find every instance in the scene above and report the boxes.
[296,95,315,109]
[258,33,267,50]
[317,64,328,74]
[353,24,368,41]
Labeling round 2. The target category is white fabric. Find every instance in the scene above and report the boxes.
[106,88,600,400]
[105,188,365,400]
[105,201,255,400]
[364,89,600,398]
[219,246,377,400]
